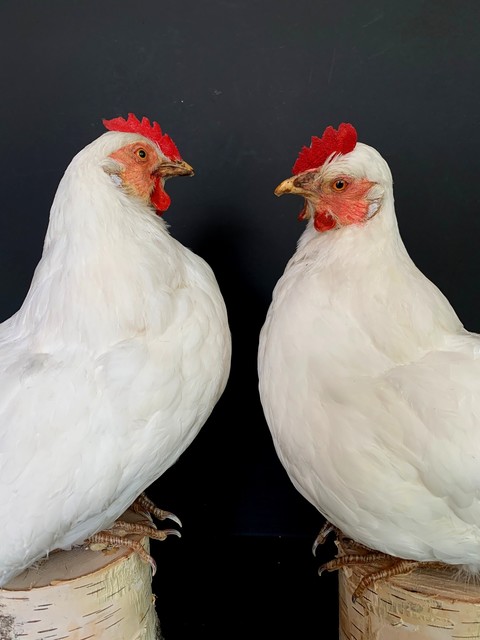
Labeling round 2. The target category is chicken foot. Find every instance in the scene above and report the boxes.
[312,520,344,555]
[86,492,181,574]
[132,491,182,528]
[312,519,444,602]
[322,554,423,602]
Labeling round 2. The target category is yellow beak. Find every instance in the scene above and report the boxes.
[274,176,312,198]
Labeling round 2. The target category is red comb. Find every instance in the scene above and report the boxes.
[292,123,357,175]
[102,113,181,161]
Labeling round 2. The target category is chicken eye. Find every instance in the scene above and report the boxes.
[332,179,347,191]
[136,148,147,159]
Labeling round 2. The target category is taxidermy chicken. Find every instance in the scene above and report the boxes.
[0,113,231,587]
[258,122,480,598]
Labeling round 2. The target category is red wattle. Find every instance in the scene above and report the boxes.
[151,178,171,214]
[314,210,336,232]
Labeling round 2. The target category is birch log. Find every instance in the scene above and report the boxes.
[337,538,480,640]
[0,509,162,640]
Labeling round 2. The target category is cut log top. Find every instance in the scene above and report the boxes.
[0,509,162,640]
[337,538,480,640]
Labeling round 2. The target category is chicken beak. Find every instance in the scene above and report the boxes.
[274,174,316,221]
[158,160,195,178]
[274,176,312,198]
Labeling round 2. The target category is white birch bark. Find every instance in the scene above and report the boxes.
[0,510,162,640]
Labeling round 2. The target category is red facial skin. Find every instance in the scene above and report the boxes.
[109,142,171,213]
[305,177,375,232]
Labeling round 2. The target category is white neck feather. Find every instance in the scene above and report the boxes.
[294,187,405,270]
[12,136,186,351]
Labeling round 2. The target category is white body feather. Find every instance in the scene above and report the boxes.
[0,131,231,586]
[258,142,480,569]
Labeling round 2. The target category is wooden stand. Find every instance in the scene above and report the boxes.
[337,539,480,639]
[0,509,162,640]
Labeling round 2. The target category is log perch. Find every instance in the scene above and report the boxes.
[0,509,162,640]
[337,538,480,639]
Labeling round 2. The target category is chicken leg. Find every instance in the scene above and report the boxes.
[313,520,442,601]
[86,492,181,574]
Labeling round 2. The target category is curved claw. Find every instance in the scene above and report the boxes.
[162,511,182,528]
[154,527,182,541]
[131,526,182,542]
[148,555,157,577]
[312,522,336,556]
[312,537,323,557]
[133,493,183,528]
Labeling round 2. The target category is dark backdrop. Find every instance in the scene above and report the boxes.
[1,1,479,638]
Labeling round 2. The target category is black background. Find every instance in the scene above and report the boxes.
[1,2,480,638]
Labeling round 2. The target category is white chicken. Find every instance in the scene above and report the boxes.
[0,113,231,587]
[258,123,480,596]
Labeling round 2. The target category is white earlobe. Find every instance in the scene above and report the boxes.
[367,201,380,219]
[366,184,384,219]
[109,174,123,187]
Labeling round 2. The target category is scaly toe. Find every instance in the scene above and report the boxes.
[85,530,157,574]
[132,492,183,528]
[312,521,341,556]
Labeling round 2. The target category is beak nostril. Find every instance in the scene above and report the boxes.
[274,176,312,198]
